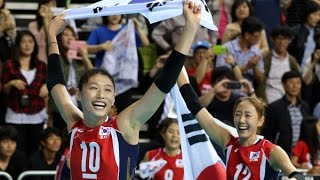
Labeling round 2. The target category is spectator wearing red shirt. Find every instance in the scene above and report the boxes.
[1,31,48,156]
[187,41,214,95]
[291,117,320,169]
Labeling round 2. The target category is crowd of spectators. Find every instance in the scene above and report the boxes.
[0,0,320,178]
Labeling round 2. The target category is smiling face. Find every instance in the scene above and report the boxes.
[233,100,264,146]
[19,34,35,57]
[78,73,115,124]
[162,122,180,151]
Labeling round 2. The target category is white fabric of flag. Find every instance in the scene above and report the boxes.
[64,0,217,31]
[139,159,167,179]
[170,85,226,179]
[100,20,139,95]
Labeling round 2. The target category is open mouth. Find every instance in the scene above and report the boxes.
[92,101,106,109]
[170,139,179,144]
[238,125,249,131]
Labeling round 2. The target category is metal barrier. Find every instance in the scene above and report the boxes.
[0,172,12,180]
[17,170,56,180]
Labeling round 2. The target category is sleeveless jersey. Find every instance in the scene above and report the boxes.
[147,148,184,180]
[225,136,279,180]
[69,117,139,180]
[55,147,70,180]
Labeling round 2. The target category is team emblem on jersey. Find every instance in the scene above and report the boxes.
[176,159,183,168]
[99,126,111,139]
[249,151,260,162]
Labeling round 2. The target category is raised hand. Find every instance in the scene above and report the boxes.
[213,78,229,94]
[48,12,67,37]
[100,40,113,51]
[183,0,201,31]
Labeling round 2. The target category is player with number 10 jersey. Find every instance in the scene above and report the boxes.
[70,117,138,179]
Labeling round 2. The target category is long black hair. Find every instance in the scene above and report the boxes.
[78,68,115,92]
[12,31,39,69]
[299,117,320,165]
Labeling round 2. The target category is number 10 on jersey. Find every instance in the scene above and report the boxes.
[80,141,101,179]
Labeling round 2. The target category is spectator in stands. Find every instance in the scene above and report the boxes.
[48,25,93,130]
[187,41,240,95]
[151,15,210,54]
[199,67,252,127]
[0,125,27,180]
[285,0,320,27]
[288,0,320,70]
[0,0,16,63]
[221,0,269,56]
[256,26,300,104]
[187,41,215,95]
[302,29,320,111]
[290,117,320,170]
[0,0,15,125]
[262,71,310,156]
[28,0,56,63]
[87,15,150,112]
[207,0,234,44]
[140,118,183,179]
[216,16,265,87]
[28,127,62,180]
[1,31,48,156]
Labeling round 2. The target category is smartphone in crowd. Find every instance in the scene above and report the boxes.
[226,81,242,89]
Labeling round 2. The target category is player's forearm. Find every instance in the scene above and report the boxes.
[174,25,197,55]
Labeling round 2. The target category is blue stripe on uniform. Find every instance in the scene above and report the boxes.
[116,131,139,180]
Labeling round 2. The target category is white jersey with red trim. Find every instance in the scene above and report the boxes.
[225,135,279,180]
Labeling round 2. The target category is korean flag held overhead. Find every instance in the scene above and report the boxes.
[64,0,217,30]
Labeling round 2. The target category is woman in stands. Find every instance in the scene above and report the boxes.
[28,0,56,63]
[1,31,47,157]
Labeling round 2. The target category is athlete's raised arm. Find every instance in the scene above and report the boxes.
[117,0,201,145]
[46,13,83,130]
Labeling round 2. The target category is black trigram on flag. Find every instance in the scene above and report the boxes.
[181,113,208,146]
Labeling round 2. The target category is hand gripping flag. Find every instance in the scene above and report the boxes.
[64,0,217,31]
[170,85,226,179]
